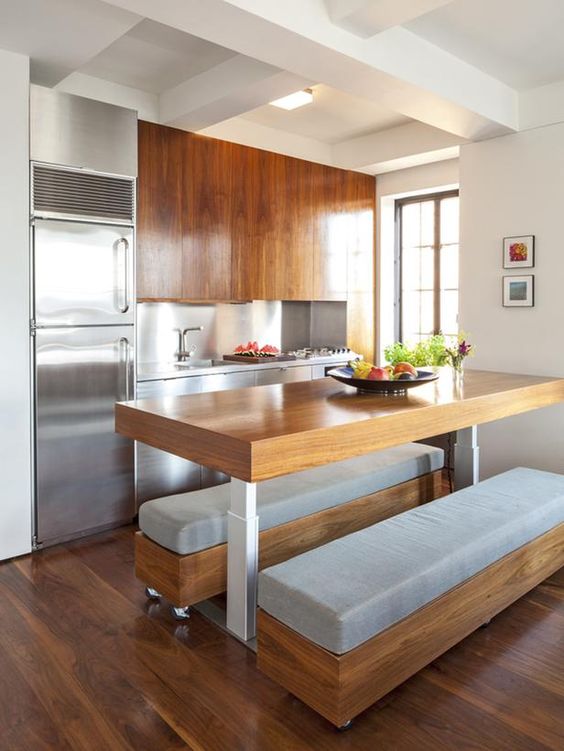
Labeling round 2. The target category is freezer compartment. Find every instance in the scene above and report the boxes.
[35,326,135,546]
[33,219,134,327]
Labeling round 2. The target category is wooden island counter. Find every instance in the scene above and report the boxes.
[116,368,564,641]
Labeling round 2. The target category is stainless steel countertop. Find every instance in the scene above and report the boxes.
[137,356,351,382]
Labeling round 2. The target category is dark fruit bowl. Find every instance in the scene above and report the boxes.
[327,366,439,394]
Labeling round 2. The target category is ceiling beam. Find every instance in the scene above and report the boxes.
[519,80,564,131]
[332,121,466,170]
[160,55,312,130]
[324,0,454,37]
[102,0,517,140]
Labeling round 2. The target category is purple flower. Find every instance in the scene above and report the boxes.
[458,341,472,356]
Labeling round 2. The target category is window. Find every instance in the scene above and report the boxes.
[396,191,459,342]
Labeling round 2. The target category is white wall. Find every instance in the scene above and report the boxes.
[459,123,564,478]
[0,49,32,559]
[376,159,460,360]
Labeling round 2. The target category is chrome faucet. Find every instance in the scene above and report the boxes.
[175,326,203,361]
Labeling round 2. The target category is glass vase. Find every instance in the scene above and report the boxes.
[452,363,464,387]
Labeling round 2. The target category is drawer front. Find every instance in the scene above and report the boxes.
[255,365,312,386]
[136,376,202,399]
[200,371,256,393]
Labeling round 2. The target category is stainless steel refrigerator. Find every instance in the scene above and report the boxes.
[31,167,136,546]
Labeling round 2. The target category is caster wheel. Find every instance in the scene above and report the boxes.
[145,586,161,600]
[338,721,353,732]
[170,605,190,621]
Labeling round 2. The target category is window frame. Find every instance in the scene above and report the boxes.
[395,189,460,342]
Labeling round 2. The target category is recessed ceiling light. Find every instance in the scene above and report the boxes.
[269,88,313,110]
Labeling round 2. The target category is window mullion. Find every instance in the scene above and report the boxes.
[433,198,441,335]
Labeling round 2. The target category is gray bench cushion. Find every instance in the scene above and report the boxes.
[139,443,444,555]
[258,467,564,655]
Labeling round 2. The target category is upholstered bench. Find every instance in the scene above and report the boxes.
[136,443,444,616]
[257,467,564,729]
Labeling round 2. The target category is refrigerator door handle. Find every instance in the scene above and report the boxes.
[119,336,132,400]
[117,237,130,314]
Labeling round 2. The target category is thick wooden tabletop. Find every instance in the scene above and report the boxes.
[116,369,564,482]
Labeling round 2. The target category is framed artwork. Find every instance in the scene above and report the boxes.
[503,235,535,268]
[503,275,534,307]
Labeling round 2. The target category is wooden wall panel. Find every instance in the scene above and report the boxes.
[182,133,233,300]
[137,121,183,300]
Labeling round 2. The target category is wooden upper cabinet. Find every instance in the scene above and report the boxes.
[282,156,314,301]
[137,121,184,300]
[231,144,267,300]
[312,163,349,301]
[232,146,314,301]
[137,121,374,313]
[182,133,233,300]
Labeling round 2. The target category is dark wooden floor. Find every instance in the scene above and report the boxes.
[0,526,562,751]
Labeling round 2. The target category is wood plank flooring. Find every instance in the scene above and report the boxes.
[0,526,562,750]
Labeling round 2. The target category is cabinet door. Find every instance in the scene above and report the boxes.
[232,144,272,300]
[255,365,312,386]
[182,134,233,300]
[275,155,314,300]
[232,146,313,301]
[137,121,184,300]
[312,163,348,301]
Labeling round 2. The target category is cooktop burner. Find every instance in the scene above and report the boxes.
[288,346,358,360]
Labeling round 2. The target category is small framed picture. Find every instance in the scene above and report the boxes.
[503,275,534,307]
[503,235,534,268]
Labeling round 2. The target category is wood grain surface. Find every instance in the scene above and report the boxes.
[182,133,234,301]
[117,369,564,482]
[257,523,564,728]
[136,121,375,331]
[0,520,562,749]
[136,121,184,300]
[135,471,443,606]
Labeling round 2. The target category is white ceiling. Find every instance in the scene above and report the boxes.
[5,0,564,174]
[240,85,411,144]
[406,0,564,90]
[0,0,140,86]
[80,19,237,94]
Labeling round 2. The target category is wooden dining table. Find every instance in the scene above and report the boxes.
[116,368,564,642]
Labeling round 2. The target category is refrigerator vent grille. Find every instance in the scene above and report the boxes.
[33,165,134,222]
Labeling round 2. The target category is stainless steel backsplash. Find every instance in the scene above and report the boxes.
[281,301,347,351]
[137,300,347,364]
[137,301,282,363]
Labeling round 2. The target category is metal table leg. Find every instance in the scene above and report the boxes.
[454,425,480,490]
[226,478,259,641]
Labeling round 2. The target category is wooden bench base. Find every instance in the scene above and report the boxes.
[135,470,443,607]
[256,523,564,728]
